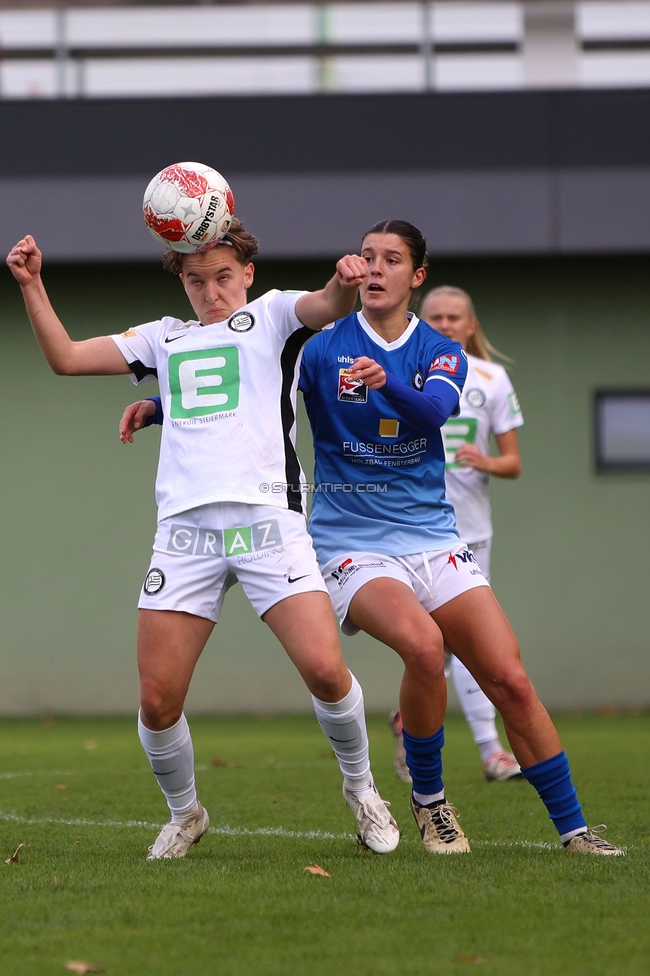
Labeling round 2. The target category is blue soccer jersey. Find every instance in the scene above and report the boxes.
[299,311,468,563]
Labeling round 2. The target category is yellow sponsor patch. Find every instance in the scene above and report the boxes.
[121,329,137,338]
[475,366,493,381]
[379,418,400,438]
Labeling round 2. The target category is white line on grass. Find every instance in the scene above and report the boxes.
[0,770,78,780]
[0,810,354,840]
[0,810,560,847]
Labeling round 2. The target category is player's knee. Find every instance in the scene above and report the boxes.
[497,664,537,713]
[139,684,182,729]
[401,633,445,682]
[308,658,350,701]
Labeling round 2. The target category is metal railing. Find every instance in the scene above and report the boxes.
[0,2,649,99]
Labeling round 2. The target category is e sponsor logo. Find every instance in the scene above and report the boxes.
[168,346,240,419]
[508,391,521,415]
[442,417,478,468]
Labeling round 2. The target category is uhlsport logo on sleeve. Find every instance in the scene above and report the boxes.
[429,354,460,375]
[338,369,368,402]
[168,346,240,419]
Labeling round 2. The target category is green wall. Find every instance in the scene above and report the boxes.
[1,255,649,715]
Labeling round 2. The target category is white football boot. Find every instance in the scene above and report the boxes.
[147,802,210,860]
[343,785,400,853]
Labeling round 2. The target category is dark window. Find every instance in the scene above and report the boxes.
[595,391,650,472]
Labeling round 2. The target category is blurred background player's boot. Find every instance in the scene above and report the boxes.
[388,710,412,783]
[483,749,522,781]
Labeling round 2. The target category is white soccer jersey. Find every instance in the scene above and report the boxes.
[110,289,312,521]
[442,354,523,543]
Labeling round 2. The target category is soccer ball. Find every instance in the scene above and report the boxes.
[143,161,235,253]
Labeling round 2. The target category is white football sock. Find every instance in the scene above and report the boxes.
[311,672,374,797]
[413,789,445,806]
[451,656,503,753]
[138,711,198,824]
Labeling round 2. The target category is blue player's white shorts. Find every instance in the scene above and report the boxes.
[139,502,327,622]
[320,544,490,635]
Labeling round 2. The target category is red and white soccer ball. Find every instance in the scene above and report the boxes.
[143,161,235,253]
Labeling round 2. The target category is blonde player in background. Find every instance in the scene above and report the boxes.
[390,286,524,783]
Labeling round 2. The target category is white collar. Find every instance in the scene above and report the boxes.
[356,310,420,351]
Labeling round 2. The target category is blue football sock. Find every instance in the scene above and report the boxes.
[402,726,445,799]
[521,750,587,840]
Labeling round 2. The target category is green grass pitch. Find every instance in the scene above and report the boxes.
[0,712,648,976]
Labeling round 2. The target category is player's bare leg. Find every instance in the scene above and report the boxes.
[433,588,624,854]
[263,591,399,853]
[348,579,446,735]
[263,591,350,702]
[137,609,213,859]
[431,588,559,767]
[346,579,469,854]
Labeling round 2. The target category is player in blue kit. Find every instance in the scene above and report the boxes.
[123,219,623,856]
[298,220,623,855]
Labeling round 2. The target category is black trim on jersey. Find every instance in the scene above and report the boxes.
[129,359,158,382]
[279,326,313,514]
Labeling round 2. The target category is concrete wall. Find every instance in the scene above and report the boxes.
[2,89,650,260]
[1,252,649,715]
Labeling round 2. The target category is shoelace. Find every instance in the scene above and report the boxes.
[359,794,392,828]
[428,803,462,844]
[147,822,183,851]
[581,825,618,850]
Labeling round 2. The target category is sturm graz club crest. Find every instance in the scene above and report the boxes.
[143,568,166,595]
[228,311,255,333]
[466,388,486,408]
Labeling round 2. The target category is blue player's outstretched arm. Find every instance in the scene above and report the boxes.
[119,397,162,443]
[378,371,459,433]
[145,397,164,426]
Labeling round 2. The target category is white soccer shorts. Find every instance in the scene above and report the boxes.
[139,502,327,622]
[320,544,490,635]
[467,538,492,583]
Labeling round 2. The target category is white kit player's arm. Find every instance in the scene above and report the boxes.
[455,367,523,477]
[6,236,131,376]
[455,428,521,477]
[295,254,368,331]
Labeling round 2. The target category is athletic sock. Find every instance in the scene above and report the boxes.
[520,750,587,841]
[402,726,445,802]
[451,656,501,753]
[138,711,198,824]
[479,739,503,763]
[311,672,374,797]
